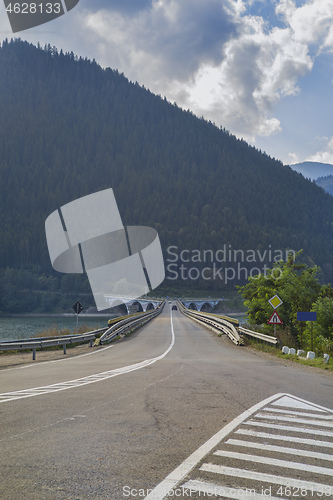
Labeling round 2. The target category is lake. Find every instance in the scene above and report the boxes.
[0,315,112,341]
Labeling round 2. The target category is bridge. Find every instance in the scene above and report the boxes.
[104,296,223,313]
[104,296,162,313]
[180,298,223,312]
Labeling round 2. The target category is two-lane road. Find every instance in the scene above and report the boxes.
[1,305,333,499]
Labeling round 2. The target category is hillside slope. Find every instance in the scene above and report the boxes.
[1,39,333,310]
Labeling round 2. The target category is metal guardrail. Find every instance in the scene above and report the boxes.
[0,328,108,345]
[0,328,108,360]
[178,302,241,345]
[238,326,278,345]
[0,303,164,361]
[100,301,165,344]
[178,302,278,347]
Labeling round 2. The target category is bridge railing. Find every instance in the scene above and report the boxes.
[100,301,165,344]
[238,326,278,345]
[178,302,278,347]
[177,301,241,345]
[0,328,108,360]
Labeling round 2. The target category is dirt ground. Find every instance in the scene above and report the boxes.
[0,342,100,370]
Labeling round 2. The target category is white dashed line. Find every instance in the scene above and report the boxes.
[0,312,175,403]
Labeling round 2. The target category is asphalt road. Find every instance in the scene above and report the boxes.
[1,305,333,500]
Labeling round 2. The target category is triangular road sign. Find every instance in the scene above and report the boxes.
[268,310,283,324]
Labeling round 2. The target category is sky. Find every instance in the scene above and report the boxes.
[1,0,333,166]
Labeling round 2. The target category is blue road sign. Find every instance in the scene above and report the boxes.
[297,312,317,321]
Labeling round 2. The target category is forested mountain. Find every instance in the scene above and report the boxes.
[1,39,333,312]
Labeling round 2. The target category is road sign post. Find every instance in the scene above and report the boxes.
[268,295,283,336]
[297,312,317,351]
[267,310,283,335]
[73,301,84,328]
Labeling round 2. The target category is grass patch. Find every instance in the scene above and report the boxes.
[32,324,103,338]
[246,340,333,372]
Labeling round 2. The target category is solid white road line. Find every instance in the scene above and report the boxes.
[0,311,176,403]
[225,438,333,461]
[236,428,333,449]
[182,480,284,499]
[200,463,332,493]
[213,449,333,476]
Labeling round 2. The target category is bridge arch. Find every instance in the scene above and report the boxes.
[145,302,155,311]
[188,302,198,311]
[107,299,128,315]
[132,301,144,312]
[200,302,213,312]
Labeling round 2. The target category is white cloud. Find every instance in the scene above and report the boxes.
[78,0,330,142]
[163,7,314,139]
[1,0,332,156]
[307,137,333,164]
[288,152,300,164]
[277,0,333,52]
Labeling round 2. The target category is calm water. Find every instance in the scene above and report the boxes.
[0,315,112,341]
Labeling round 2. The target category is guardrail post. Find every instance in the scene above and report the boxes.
[63,344,67,355]
[90,339,93,347]
[32,348,36,360]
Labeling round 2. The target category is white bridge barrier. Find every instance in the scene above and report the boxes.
[100,302,164,344]
[178,302,242,345]
[238,326,278,345]
[178,302,278,347]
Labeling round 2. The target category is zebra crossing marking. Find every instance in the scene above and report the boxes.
[225,438,333,461]
[145,393,333,500]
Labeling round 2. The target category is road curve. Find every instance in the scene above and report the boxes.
[1,305,332,499]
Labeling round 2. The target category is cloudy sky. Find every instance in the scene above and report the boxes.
[1,0,333,165]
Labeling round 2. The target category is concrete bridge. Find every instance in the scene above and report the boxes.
[180,298,223,312]
[105,296,162,314]
[104,296,223,314]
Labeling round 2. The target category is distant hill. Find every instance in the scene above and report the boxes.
[1,39,333,312]
[290,161,333,181]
